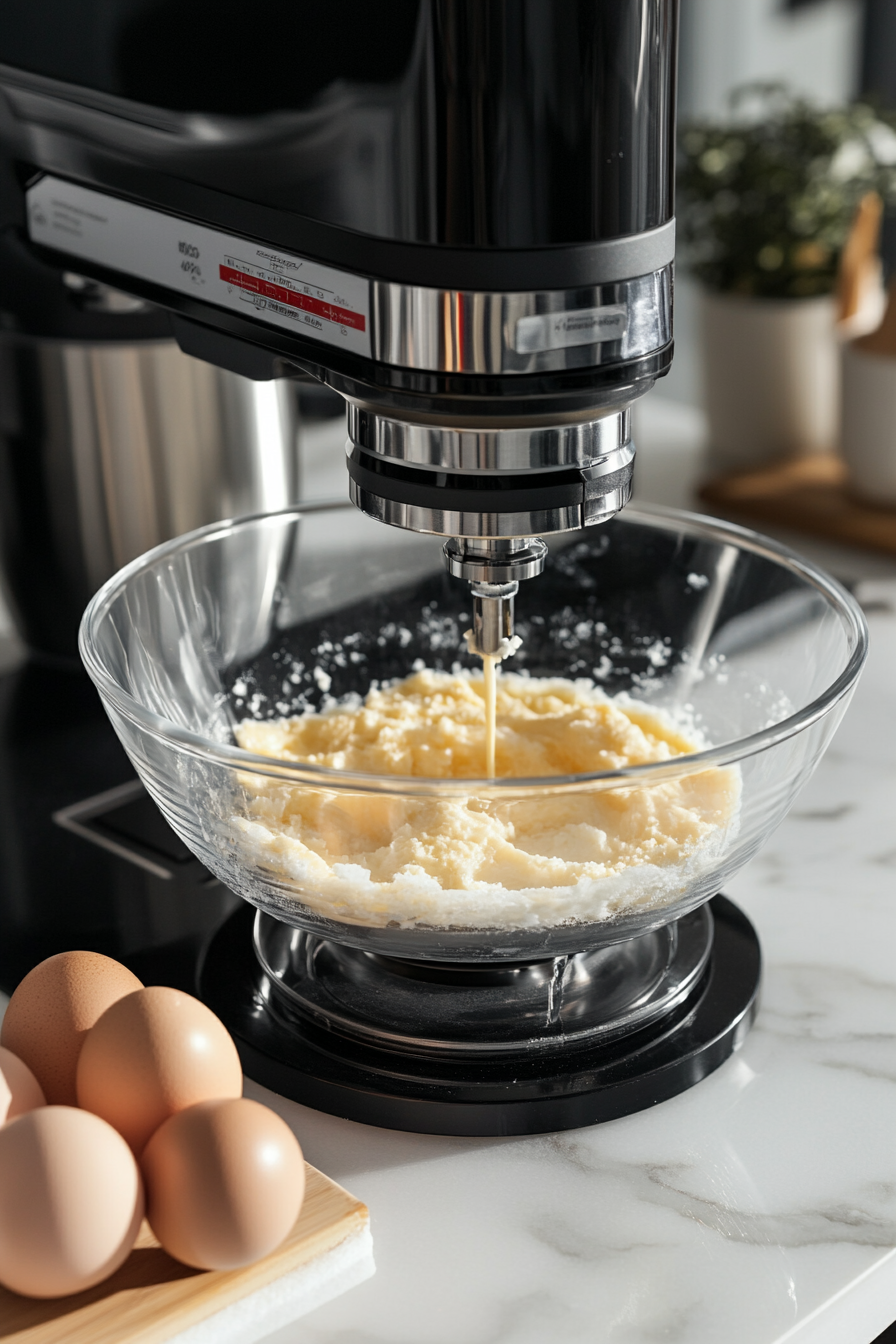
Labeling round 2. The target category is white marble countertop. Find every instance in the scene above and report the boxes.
[245,397,896,1344]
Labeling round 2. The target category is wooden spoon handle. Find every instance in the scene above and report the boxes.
[837,191,883,323]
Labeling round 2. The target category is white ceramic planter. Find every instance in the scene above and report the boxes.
[840,341,896,505]
[699,291,839,472]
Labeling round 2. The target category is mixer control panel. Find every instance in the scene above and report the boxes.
[26,175,371,357]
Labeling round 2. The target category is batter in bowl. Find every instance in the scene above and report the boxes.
[231,669,740,930]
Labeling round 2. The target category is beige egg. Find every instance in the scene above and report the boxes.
[77,986,243,1155]
[142,1097,305,1270]
[0,1106,144,1298]
[0,1045,45,1124]
[0,951,143,1105]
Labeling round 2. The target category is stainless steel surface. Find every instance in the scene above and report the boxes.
[582,465,635,525]
[371,260,673,374]
[0,333,300,654]
[346,486,587,540]
[347,404,632,473]
[443,537,548,584]
[55,342,298,584]
[253,901,713,1058]
[348,433,635,540]
[468,582,518,659]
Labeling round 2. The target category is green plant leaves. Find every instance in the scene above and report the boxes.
[677,83,896,298]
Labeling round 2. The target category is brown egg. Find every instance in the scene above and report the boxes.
[0,1045,45,1123]
[141,1097,305,1270]
[0,951,143,1105]
[76,986,243,1155]
[0,1106,144,1298]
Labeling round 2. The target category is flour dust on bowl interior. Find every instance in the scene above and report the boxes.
[79,502,867,1135]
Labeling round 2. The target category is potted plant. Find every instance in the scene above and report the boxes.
[677,84,896,471]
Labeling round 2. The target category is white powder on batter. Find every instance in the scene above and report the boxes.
[231,669,740,930]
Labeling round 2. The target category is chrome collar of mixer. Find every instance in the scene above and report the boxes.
[443,537,548,584]
[345,406,636,541]
[370,261,673,376]
[346,403,631,473]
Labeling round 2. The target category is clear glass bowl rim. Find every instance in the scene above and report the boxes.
[79,500,869,798]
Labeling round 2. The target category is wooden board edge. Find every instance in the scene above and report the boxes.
[117,1165,371,1344]
[0,1163,369,1344]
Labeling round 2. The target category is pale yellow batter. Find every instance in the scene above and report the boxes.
[232,669,739,929]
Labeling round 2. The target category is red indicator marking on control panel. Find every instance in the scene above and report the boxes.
[219,265,366,331]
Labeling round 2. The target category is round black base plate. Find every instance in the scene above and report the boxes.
[198,896,761,1137]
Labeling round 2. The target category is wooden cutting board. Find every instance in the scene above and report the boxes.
[0,1163,368,1344]
[699,453,896,555]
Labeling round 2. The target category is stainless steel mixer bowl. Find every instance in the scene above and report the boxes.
[80,501,867,960]
[0,330,299,657]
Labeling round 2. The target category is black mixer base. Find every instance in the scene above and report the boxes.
[198,896,761,1137]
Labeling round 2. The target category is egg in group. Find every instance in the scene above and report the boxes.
[0,950,305,1298]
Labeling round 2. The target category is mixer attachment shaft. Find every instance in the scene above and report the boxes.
[468,582,518,659]
[443,537,547,659]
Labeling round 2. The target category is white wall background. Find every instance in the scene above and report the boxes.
[679,0,862,122]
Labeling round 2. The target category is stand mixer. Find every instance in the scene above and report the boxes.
[0,1,867,1133]
[1,0,674,655]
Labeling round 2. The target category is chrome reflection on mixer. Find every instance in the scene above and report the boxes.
[370,262,673,375]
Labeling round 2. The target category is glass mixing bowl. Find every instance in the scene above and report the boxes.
[80,501,867,960]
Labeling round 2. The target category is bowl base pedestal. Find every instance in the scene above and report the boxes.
[198,896,761,1136]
